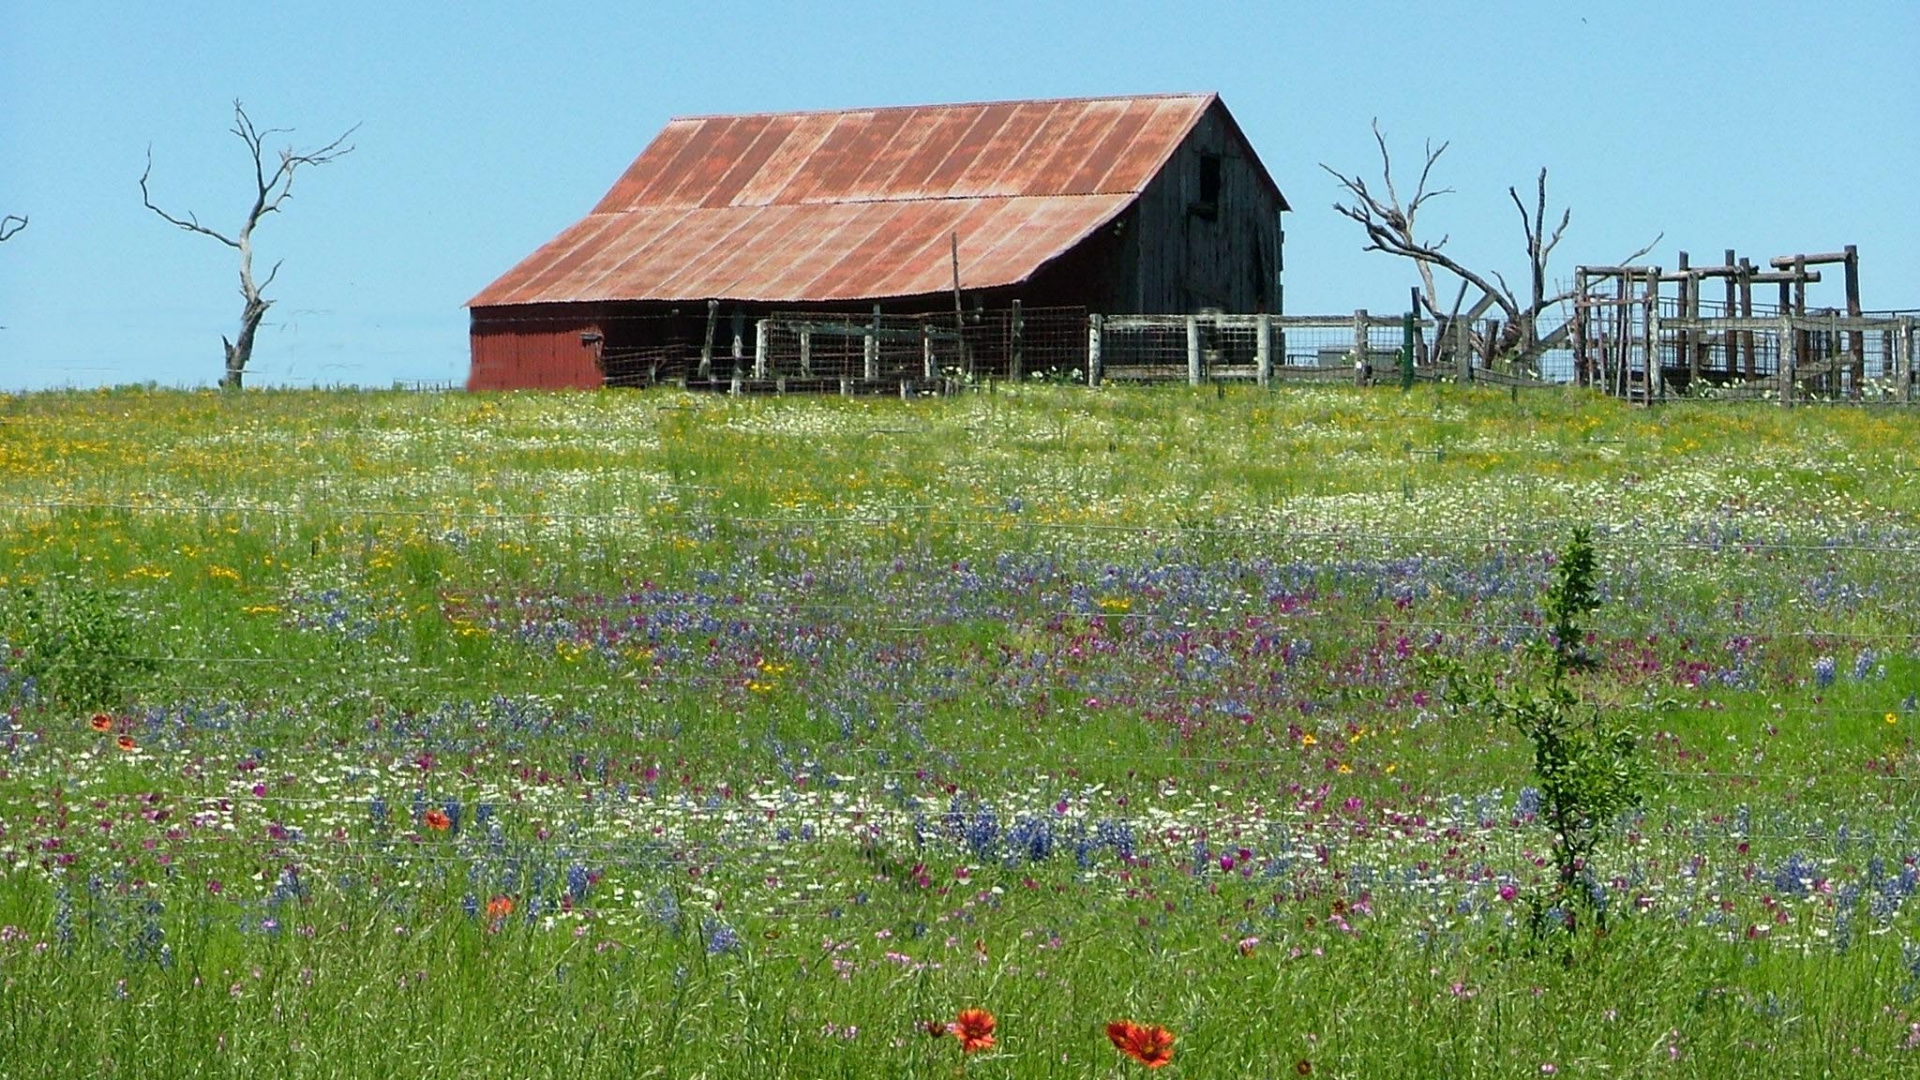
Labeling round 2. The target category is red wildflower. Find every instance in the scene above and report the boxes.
[949,1008,996,1053]
[423,809,452,832]
[116,734,136,752]
[89,713,112,732]
[485,896,514,920]
[1108,1020,1176,1069]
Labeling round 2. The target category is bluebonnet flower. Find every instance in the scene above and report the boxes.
[654,887,682,935]
[703,918,740,954]
[1852,649,1878,681]
[1772,853,1818,897]
[1515,787,1542,820]
[1004,817,1054,864]
[1095,819,1135,860]
[965,808,1000,861]
[1812,656,1836,689]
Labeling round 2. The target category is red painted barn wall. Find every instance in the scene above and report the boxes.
[467,305,604,390]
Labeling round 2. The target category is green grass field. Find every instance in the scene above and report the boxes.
[3,383,1918,1077]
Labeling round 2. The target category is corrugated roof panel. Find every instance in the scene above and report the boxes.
[749,202,900,298]
[926,101,1025,196]
[699,116,789,208]
[470,94,1282,308]
[488,213,640,306]
[769,113,870,206]
[615,120,714,210]
[799,108,915,204]
[1096,97,1206,193]
[1017,99,1129,197]
[651,116,764,209]
[538,209,693,301]
[1060,97,1158,194]
[730,113,836,206]
[589,120,697,213]
[884,104,989,198]
[958,99,1065,197]
[609,205,770,299]
[793,202,937,298]
[861,198,1029,298]
[688,206,828,297]
[845,109,942,198]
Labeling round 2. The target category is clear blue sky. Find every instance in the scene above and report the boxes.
[3,1,1914,390]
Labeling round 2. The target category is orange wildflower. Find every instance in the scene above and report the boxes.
[89,713,113,732]
[948,1008,996,1054]
[116,734,136,752]
[423,809,452,832]
[1107,1020,1176,1069]
[485,895,514,919]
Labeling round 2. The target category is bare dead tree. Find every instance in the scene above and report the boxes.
[1323,121,1658,365]
[140,100,357,389]
[0,214,24,242]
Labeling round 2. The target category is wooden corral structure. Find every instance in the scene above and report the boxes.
[467,93,1288,391]
[1572,246,1915,404]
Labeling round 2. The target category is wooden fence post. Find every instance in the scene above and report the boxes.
[1400,310,1415,391]
[1455,316,1472,384]
[1187,315,1202,386]
[1722,249,1739,379]
[1846,245,1863,396]
[1645,279,1662,402]
[799,325,813,377]
[1901,316,1915,405]
[753,318,769,379]
[1354,309,1370,386]
[1779,315,1797,406]
[864,305,881,381]
[1256,313,1273,388]
[1087,313,1104,387]
[699,299,718,378]
[1010,300,1024,383]
[921,324,934,381]
[730,309,746,381]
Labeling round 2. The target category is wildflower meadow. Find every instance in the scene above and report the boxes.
[2,382,1918,1077]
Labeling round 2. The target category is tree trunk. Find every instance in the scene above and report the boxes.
[221,295,271,390]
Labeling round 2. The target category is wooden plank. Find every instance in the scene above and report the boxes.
[1769,251,1854,267]
[1188,314,1202,386]
[1087,313,1103,386]
[1663,315,1901,333]
[1354,309,1370,386]
[1009,299,1023,382]
[1256,313,1272,388]
[699,298,718,378]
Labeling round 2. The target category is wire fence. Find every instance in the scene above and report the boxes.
[471,300,1918,404]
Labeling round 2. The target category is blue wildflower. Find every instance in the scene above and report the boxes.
[703,918,740,955]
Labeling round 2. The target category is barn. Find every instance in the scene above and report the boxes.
[466,93,1288,390]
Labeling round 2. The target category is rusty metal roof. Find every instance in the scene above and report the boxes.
[470,94,1276,307]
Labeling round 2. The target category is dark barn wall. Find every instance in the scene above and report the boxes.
[1127,104,1283,314]
[468,304,607,390]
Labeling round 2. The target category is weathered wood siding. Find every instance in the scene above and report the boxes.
[1124,102,1284,314]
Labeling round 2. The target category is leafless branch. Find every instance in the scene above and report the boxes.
[141,147,239,247]
[0,215,24,243]
[1323,119,1462,318]
[141,99,357,388]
